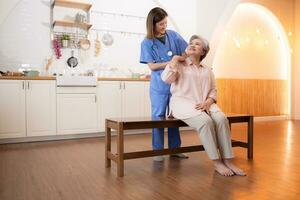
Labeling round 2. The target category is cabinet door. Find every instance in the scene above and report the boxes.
[26,80,56,136]
[98,81,122,132]
[57,93,98,134]
[0,80,26,138]
[122,81,145,118]
[144,82,151,118]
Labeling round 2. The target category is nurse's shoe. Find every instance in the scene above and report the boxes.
[153,156,164,162]
[170,153,189,159]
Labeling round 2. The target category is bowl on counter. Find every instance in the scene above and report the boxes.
[24,70,40,77]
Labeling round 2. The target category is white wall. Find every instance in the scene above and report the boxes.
[293,0,300,119]
[0,0,51,71]
[0,0,198,76]
[197,0,240,66]
[196,0,239,41]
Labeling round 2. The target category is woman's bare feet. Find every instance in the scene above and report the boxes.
[213,160,234,176]
[223,159,246,176]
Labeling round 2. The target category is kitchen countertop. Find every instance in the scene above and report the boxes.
[0,76,150,81]
[0,76,56,80]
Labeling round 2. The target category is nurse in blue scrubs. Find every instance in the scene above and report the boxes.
[140,7,189,161]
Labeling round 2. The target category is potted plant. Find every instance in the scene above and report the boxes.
[61,34,70,48]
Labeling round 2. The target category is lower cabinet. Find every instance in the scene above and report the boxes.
[26,80,56,136]
[57,91,98,135]
[0,80,26,138]
[0,79,150,139]
[0,80,56,139]
[98,81,150,132]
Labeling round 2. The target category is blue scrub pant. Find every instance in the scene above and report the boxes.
[150,91,181,150]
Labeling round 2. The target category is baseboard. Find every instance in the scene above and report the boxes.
[254,115,288,122]
[291,114,300,120]
[0,132,102,144]
[0,127,195,144]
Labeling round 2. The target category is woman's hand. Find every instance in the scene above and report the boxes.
[169,55,186,69]
[195,98,215,112]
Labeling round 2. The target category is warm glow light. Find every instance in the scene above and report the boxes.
[212,2,291,116]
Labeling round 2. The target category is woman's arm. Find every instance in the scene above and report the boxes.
[161,64,179,84]
[195,69,217,112]
[161,55,185,83]
[207,69,217,102]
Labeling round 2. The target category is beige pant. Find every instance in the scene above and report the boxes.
[183,111,234,160]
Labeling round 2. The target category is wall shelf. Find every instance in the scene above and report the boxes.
[52,0,92,11]
[53,20,92,30]
[51,0,92,49]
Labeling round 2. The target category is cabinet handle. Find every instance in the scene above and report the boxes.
[95,95,97,103]
[123,82,125,89]
[119,82,121,90]
[27,81,30,90]
[22,81,25,90]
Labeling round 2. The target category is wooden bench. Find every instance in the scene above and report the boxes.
[105,114,253,177]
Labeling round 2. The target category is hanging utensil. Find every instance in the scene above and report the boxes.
[67,50,78,68]
[102,32,114,46]
[95,33,101,57]
[79,38,91,50]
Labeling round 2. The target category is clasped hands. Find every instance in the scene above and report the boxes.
[195,98,215,114]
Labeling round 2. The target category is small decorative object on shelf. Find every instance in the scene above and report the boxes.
[53,38,62,59]
[61,34,70,48]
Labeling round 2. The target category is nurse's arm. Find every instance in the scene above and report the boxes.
[147,62,169,71]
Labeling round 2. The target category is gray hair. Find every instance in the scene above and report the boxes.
[189,35,210,61]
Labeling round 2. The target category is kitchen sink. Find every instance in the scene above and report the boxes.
[56,76,97,87]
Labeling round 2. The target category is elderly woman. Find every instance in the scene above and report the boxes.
[161,35,246,176]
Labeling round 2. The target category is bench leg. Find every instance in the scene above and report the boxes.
[117,123,124,177]
[105,120,111,168]
[247,116,254,159]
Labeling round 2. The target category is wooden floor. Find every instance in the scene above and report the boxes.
[1,120,300,200]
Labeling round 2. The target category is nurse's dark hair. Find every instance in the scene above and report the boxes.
[189,35,210,61]
[146,7,168,39]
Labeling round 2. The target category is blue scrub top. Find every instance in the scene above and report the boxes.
[140,30,188,94]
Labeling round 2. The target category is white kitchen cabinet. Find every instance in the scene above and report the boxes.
[57,91,98,135]
[26,81,56,136]
[98,81,149,132]
[97,81,122,132]
[122,81,145,118]
[0,80,56,139]
[0,80,26,138]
